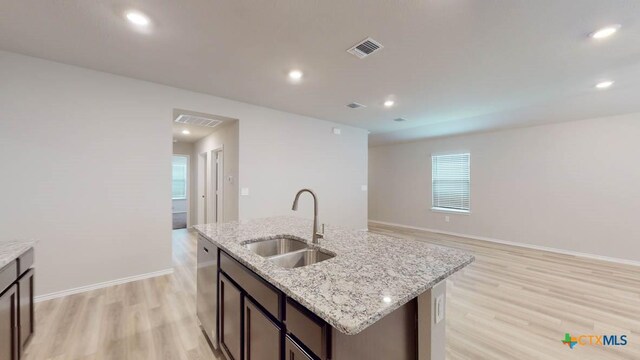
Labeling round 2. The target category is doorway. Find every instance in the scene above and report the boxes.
[197,148,224,225]
[171,155,190,229]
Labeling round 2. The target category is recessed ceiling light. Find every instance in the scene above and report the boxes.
[384,100,395,108]
[590,25,620,39]
[595,81,614,89]
[126,11,151,27]
[288,70,303,81]
[182,129,190,135]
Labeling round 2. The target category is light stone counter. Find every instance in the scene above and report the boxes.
[194,216,474,335]
[0,240,36,269]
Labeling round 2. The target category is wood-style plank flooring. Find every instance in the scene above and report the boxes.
[24,225,640,359]
[23,229,223,360]
[370,222,640,360]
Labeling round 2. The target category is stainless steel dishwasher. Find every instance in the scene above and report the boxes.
[197,235,219,348]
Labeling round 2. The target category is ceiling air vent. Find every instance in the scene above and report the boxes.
[175,114,222,128]
[347,37,383,59]
[393,117,407,122]
[346,102,366,109]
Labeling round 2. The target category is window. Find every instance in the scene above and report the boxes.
[172,156,188,199]
[431,153,470,213]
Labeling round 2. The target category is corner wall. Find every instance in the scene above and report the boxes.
[369,113,640,262]
[0,50,368,296]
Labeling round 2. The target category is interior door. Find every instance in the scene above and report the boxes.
[197,152,207,224]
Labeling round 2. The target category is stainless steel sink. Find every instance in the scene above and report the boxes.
[267,249,335,268]
[243,237,310,257]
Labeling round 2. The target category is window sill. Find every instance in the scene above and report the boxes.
[431,207,471,215]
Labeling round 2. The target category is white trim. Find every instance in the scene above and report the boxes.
[368,220,640,268]
[34,268,174,303]
[430,207,471,215]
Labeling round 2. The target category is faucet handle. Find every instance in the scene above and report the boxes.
[317,223,325,239]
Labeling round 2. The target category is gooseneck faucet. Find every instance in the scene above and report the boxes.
[291,189,324,244]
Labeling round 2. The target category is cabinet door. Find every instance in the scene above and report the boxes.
[220,274,242,360]
[244,299,280,360]
[0,284,18,360]
[18,268,34,355]
[285,336,313,360]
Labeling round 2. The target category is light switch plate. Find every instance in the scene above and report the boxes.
[241,188,250,196]
[361,185,368,191]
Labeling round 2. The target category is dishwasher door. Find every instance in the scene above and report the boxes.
[197,235,219,348]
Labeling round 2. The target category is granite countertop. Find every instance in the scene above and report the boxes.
[194,216,474,335]
[0,240,36,269]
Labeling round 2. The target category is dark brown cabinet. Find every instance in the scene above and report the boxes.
[220,274,242,360]
[0,284,18,360]
[244,299,280,360]
[17,268,34,355]
[285,336,313,360]
[0,249,35,360]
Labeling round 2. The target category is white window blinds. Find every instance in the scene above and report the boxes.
[172,156,188,199]
[432,153,470,212]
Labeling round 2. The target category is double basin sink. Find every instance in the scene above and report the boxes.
[243,236,334,268]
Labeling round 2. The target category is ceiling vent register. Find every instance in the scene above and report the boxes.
[175,114,222,128]
[347,37,383,59]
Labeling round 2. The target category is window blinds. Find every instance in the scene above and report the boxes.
[431,153,470,212]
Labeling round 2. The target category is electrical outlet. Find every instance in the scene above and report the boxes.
[435,294,445,324]
[445,216,450,222]
[332,127,342,135]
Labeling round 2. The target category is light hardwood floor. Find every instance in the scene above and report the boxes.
[24,226,640,359]
[23,229,223,360]
[370,222,640,360]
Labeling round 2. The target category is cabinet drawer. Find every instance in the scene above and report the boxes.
[220,251,281,319]
[285,299,328,359]
[0,261,17,294]
[285,336,314,360]
[18,248,34,276]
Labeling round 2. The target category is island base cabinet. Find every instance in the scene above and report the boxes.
[285,336,313,360]
[220,274,243,360]
[18,269,34,355]
[0,284,18,360]
[244,299,281,360]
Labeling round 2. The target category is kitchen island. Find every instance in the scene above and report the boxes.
[194,216,473,360]
[1,240,36,360]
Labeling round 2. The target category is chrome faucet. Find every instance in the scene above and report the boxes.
[291,189,324,244]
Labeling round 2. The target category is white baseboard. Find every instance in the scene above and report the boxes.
[368,219,640,268]
[34,268,174,303]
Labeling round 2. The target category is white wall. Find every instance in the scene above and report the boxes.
[0,51,368,296]
[369,113,640,262]
[239,115,368,229]
[193,122,240,225]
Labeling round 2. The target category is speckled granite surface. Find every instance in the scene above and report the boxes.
[0,240,35,269]
[194,216,474,335]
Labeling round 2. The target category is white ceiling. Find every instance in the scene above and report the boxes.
[1,1,639,145]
